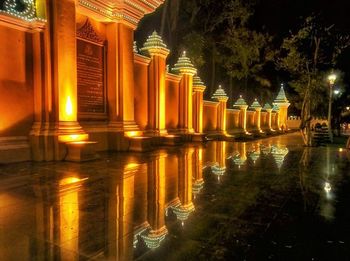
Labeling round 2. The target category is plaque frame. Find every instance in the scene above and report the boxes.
[77,19,108,120]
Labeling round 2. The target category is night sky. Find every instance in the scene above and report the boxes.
[135,0,350,111]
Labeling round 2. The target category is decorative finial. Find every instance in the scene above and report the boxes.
[255,98,257,101]
[183,50,186,56]
[218,84,222,89]
[239,95,242,98]
[281,83,284,88]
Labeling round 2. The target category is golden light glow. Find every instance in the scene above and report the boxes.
[328,73,337,85]
[60,185,79,257]
[125,163,139,170]
[58,133,89,142]
[65,96,73,117]
[59,177,87,186]
[324,182,331,193]
[125,131,142,137]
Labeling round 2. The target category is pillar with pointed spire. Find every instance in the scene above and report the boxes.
[273,84,290,130]
[192,75,206,133]
[141,31,170,136]
[212,85,229,134]
[172,51,197,133]
[272,104,280,130]
[233,95,248,133]
[263,103,273,131]
[250,98,263,132]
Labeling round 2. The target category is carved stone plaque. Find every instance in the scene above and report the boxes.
[77,19,106,115]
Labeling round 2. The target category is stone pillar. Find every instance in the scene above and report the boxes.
[51,0,87,141]
[272,105,280,130]
[140,31,170,136]
[31,0,88,161]
[263,103,273,130]
[233,96,248,133]
[250,99,262,132]
[273,84,290,130]
[212,85,229,134]
[172,52,197,133]
[192,76,206,133]
[106,22,139,133]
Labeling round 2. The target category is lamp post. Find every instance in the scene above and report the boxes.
[327,73,337,143]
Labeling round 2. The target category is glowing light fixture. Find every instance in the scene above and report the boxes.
[324,182,331,193]
[328,73,337,85]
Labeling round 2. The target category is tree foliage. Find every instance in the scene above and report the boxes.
[277,16,350,146]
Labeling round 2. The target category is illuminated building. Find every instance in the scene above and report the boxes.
[0,0,290,163]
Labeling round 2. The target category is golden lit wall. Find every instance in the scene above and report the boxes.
[0,25,34,136]
[226,110,235,131]
[271,113,277,129]
[165,77,179,130]
[246,111,254,129]
[261,111,267,128]
[203,101,218,131]
[134,56,149,130]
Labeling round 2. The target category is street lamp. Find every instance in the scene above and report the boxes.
[327,72,337,143]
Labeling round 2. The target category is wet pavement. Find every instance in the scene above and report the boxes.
[0,133,350,260]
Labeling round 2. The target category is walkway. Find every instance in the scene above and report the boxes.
[0,133,349,260]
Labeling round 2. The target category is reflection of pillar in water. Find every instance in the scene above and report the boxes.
[211,142,227,180]
[271,145,289,169]
[132,163,150,248]
[142,155,167,249]
[59,177,85,260]
[260,144,271,156]
[108,163,137,260]
[192,147,204,198]
[248,147,260,164]
[172,148,195,225]
[233,142,247,168]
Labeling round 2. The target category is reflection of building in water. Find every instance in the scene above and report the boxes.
[108,163,137,260]
[248,150,260,164]
[59,177,81,260]
[192,147,204,198]
[141,155,168,249]
[211,142,227,180]
[232,142,247,168]
[172,148,195,225]
[260,144,272,156]
[133,163,149,249]
[271,145,289,169]
[248,142,261,164]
